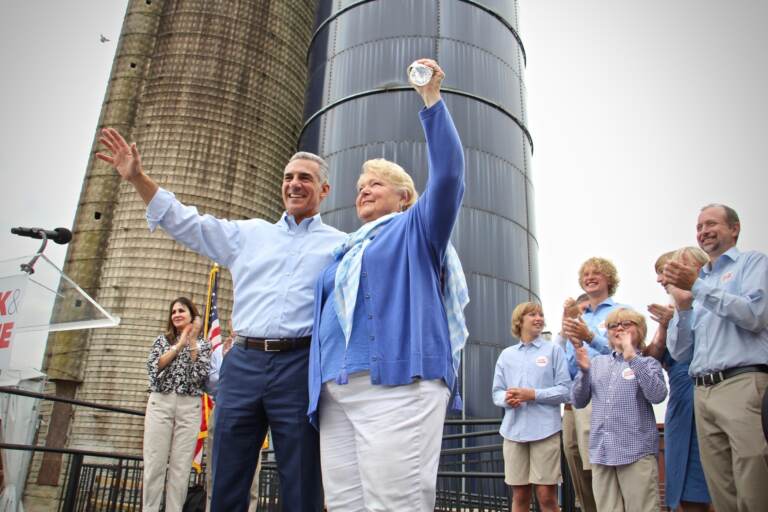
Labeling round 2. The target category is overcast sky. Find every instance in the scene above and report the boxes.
[1,1,766,370]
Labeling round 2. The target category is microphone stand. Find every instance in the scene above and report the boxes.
[19,230,50,275]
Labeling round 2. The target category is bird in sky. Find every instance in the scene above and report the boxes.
[99,34,110,43]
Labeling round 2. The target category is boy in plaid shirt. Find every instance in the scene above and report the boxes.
[572,308,667,512]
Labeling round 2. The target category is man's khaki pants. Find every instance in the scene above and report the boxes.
[694,371,768,512]
[563,404,597,512]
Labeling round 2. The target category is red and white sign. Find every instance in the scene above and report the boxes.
[0,274,28,369]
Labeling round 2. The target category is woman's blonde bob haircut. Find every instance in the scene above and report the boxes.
[579,257,620,297]
[672,246,709,267]
[510,302,544,339]
[605,308,647,350]
[653,250,676,274]
[359,158,419,210]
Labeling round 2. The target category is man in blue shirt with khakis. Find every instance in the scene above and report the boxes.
[97,129,345,511]
[665,203,768,512]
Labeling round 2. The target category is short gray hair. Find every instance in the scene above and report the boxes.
[289,152,329,184]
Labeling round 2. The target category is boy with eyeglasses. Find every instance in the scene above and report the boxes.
[558,257,627,512]
[572,308,667,512]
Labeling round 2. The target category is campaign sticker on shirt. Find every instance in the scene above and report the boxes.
[622,368,636,380]
[598,321,606,332]
[721,271,734,284]
[535,356,548,367]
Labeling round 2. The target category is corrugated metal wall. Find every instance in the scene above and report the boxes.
[300,0,537,418]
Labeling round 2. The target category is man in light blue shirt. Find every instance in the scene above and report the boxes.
[493,302,571,512]
[97,128,345,511]
[665,203,768,512]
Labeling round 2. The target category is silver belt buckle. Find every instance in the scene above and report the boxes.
[263,339,280,352]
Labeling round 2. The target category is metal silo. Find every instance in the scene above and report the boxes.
[299,0,537,419]
[25,0,318,506]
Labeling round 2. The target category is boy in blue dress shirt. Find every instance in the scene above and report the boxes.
[493,302,571,512]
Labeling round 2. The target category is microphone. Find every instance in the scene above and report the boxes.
[11,227,73,245]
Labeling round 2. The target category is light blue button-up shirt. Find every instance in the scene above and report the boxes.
[561,298,627,378]
[667,247,768,376]
[146,188,346,338]
[492,337,571,442]
[206,344,224,399]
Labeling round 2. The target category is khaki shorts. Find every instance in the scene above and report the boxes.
[502,432,562,486]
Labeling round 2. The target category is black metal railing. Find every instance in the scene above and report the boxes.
[2,386,582,511]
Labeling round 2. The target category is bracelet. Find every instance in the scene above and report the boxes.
[170,345,178,353]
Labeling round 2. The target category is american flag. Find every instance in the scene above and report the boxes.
[205,268,222,351]
[193,264,221,473]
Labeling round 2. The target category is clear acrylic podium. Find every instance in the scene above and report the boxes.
[0,252,120,370]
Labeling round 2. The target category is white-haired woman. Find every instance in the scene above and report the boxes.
[307,59,467,511]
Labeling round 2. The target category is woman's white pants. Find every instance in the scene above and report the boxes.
[143,392,201,512]
[319,373,450,512]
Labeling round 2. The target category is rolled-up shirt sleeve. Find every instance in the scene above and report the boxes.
[588,331,611,354]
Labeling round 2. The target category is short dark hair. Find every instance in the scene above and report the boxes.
[576,293,589,303]
[164,296,200,342]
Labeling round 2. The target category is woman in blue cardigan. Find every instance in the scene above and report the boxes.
[307,59,468,511]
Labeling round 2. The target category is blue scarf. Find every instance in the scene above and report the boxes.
[333,212,469,386]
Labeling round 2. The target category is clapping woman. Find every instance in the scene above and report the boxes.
[646,248,712,512]
[144,297,211,512]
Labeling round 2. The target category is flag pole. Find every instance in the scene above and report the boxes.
[203,263,219,340]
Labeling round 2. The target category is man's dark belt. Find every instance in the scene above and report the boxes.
[234,335,311,352]
[693,364,768,387]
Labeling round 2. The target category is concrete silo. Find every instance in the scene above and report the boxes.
[25,0,318,507]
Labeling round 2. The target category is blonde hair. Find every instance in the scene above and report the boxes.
[579,257,620,297]
[653,251,676,274]
[510,302,544,338]
[605,308,647,350]
[672,246,709,267]
[359,158,419,210]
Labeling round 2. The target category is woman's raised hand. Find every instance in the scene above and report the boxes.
[411,58,444,108]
